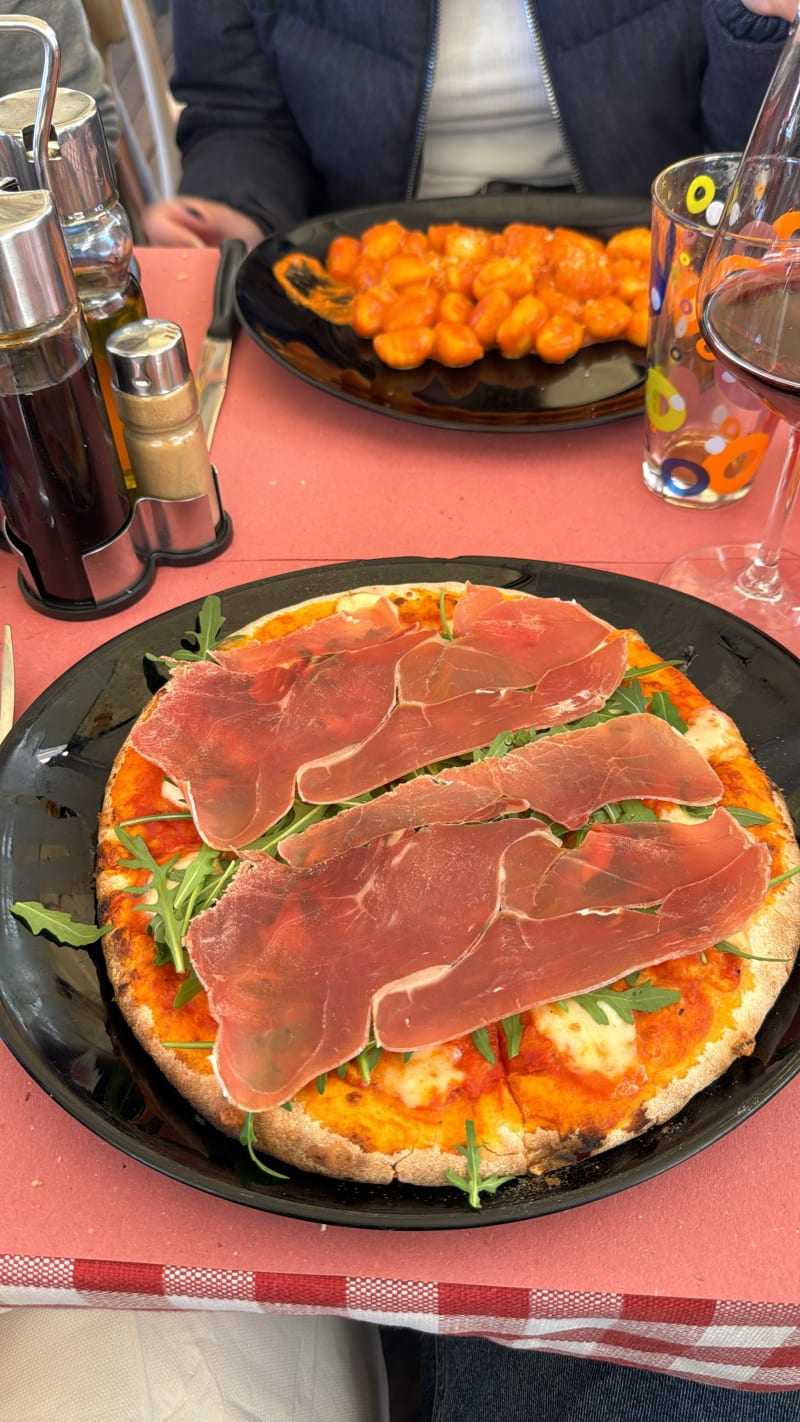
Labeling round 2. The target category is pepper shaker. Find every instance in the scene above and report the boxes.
[106,318,223,529]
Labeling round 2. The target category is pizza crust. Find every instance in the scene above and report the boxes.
[96,582,800,1190]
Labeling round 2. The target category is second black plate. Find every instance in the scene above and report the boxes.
[235,193,650,431]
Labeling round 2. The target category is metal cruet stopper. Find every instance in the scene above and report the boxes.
[0,86,116,222]
[0,186,75,333]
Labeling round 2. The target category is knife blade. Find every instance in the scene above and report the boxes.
[196,237,247,450]
[0,624,14,745]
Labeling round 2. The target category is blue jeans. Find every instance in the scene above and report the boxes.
[420,1339,800,1422]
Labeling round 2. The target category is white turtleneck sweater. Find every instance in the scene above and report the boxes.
[416,0,573,198]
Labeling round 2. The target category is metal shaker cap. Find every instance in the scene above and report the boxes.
[0,189,76,333]
[0,88,116,221]
[107,319,192,396]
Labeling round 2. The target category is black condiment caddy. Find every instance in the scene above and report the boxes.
[0,14,231,620]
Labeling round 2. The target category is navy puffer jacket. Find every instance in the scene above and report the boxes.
[171,0,789,233]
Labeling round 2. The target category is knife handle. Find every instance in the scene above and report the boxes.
[207,238,247,342]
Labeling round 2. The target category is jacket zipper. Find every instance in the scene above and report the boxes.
[405,0,441,199]
[522,1,585,193]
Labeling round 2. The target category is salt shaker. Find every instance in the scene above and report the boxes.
[106,318,222,529]
[0,190,130,607]
[0,87,147,488]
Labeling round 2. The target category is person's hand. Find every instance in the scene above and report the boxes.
[141,197,265,249]
[739,0,798,18]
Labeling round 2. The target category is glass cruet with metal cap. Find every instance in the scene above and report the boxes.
[0,188,130,608]
[0,17,147,488]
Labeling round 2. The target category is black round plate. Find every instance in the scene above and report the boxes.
[235,194,650,432]
[2,557,799,1230]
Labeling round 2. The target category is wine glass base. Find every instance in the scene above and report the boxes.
[660,545,800,637]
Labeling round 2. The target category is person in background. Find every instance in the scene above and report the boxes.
[143,0,798,249]
[0,0,119,153]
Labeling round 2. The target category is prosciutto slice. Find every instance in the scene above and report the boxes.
[298,637,627,803]
[187,821,560,1109]
[129,626,431,849]
[131,587,628,849]
[215,594,403,674]
[374,811,770,1051]
[398,593,618,703]
[281,714,722,866]
[186,810,769,1110]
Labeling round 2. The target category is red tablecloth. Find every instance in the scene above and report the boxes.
[2,248,799,1393]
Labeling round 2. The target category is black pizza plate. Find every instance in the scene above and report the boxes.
[235,193,650,431]
[1,556,799,1231]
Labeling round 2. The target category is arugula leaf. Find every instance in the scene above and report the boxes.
[615,799,659,823]
[648,689,688,734]
[439,588,453,641]
[119,812,193,826]
[10,902,111,947]
[245,800,327,856]
[623,660,684,680]
[444,1119,516,1209]
[770,866,800,889]
[501,1014,523,1059]
[147,595,227,667]
[355,1038,382,1085]
[727,807,772,828]
[606,679,648,717]
[115,826,187,974]
[162,1039,213,1050]
[678,803,772,828]
[716,939,791,963]
[568,979,681,1026]
[171,843,233,933]
[569,797,657,846]
[473,730,515,763]
[240,1112,289,1179]
[172,970,204,1010]
[470,1027,496,1065]
[316,1074,327,1095]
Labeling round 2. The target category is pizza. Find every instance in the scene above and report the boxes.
[273,221,650,371]
[94,582,800,1198]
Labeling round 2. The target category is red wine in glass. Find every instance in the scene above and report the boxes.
[702,266,800,427]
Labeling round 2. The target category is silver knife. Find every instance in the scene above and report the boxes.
[196,238,247,450]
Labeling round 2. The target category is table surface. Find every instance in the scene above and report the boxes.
[2,249,800,1383]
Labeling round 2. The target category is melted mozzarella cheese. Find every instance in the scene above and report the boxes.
[532,1001,637,1078]
[684,706,736,759]
[336,592,389,615]
[161,779,188,808]
[380,1044,465,1109]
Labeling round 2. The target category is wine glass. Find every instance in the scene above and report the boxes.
[660,24,800,638]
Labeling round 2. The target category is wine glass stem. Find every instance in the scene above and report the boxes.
[739,426,800,601]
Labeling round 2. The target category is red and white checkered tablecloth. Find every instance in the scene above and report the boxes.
[1,1255,799,1393]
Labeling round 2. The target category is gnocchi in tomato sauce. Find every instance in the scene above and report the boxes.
[274,219,650,371]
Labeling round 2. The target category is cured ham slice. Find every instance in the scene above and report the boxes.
[129,626,431,849]
[398,594,617,704]
[215,594,403,674]
[298,636,627,803]
[451,583,505,634]
[129,587,627,850]
[374,810,770,1050]
[187,821,561,1110]
[516,810,753,915]
[281,714,722,866]
[186,810,769,1110]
